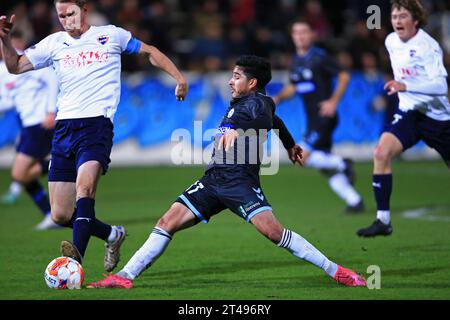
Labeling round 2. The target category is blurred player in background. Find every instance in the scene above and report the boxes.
[0,30,59,230]
[87,55,366,289]
[273,20,365,214]
[0,48,22,205]
[0,0,188,271]
[357,0,450,237]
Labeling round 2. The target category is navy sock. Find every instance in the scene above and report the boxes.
[373,174,392,211]
[64,209,112,241]
[24,179,51,217]
[73,198,96,258]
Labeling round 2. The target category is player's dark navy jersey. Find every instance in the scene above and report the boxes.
[289,47,341,119]
[207,91,294,178]
[207,92,273,178]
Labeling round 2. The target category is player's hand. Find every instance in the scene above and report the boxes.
[41,112,56,130]
[384,80,406,95]
[0,15,15,39]
[175,81,188,101]
[319,98,337,117]
[218,129,239,152]
[287,144,305,166]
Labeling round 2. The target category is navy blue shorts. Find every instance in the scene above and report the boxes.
[16,124,53,159]
[384,110,450,163]
[48,116,114,182]
[176,167,272,224]
[303,115,338,152]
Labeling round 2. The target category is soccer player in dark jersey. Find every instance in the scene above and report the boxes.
[273,20,364,213]
[87,55,366,289]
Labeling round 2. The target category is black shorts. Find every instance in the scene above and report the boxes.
[176,167,272,224]
[303,115,338,152]
[48,116,114,183]
[384,109,450,163]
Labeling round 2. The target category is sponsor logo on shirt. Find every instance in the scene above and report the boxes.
[62,50,109,69]
[216,123,233,136]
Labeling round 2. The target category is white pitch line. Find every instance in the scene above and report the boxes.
[401,207,450,222]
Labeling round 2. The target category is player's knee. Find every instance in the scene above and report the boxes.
[373,145,391,164]
[51,209,72,225]
[156,216,175,234]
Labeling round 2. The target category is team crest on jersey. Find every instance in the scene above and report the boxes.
[97,35,110,45]
[227,108,235,118]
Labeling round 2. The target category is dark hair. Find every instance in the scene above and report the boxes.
[391,0,427,28]
[235,55,272,90]
[54,0,88,8]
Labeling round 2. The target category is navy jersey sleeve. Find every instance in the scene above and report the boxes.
[273,115,295,149]
[321,53,342,77]
[235,98,272,132]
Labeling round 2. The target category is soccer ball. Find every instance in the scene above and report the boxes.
[44,257,84,290]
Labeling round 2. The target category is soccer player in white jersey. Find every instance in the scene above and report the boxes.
[0,30,59,230]
[357,0,450,237]
[0,0,188,272]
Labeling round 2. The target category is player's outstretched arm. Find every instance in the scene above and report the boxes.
[273,115,304,166]
[319,70,350,117]
[0,15,34,74]
[273,84,296,105]
[139,42,188,101]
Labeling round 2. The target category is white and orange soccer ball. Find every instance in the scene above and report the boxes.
[44,257,84,290]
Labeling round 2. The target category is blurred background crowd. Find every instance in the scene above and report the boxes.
[2,0,450,76]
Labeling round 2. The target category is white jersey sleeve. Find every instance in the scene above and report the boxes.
[114,26,133,52]
[24,34,58,70]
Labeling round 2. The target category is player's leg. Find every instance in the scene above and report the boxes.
[49,177,124,264]
[357,132,403,237]
[69,160,104,261]
[251,210,366,287]
[11,153,55,226]
[0,180,22,204]
[87,202,199,288]
[302,117,364,212]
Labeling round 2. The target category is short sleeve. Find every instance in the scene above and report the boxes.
[423,42,448,78]
[115,26,133,52]
[24,36,54,70]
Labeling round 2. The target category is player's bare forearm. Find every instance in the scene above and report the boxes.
[273,84,296,104]
[0,39,34,74]
[139,42,188,100]
[330,71,350,103]
[0,15,33,74]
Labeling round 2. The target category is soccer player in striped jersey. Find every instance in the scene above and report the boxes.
[357,0,450,237]
[0,0,188,271]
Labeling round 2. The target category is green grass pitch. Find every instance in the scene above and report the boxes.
[0,161,449,300]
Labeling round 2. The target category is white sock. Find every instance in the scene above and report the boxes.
[305,151,346,172]
[120,227,172,280]
[328,173,362,206]
[107,226,118,242]
[278,229,338,278]
[9,181,22,196]
[376,210,391,225]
